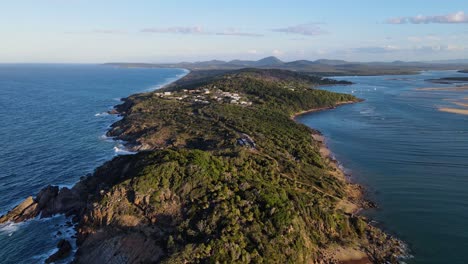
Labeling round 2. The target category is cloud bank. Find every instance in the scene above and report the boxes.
[141,26,205,34]
[351,45,465,54]
[272,23,326,36]
[387,11,468,24]
[141,26,262,37]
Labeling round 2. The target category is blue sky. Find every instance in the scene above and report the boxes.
[1,0,467,62]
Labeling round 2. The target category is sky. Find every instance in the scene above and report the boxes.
[1,0,467,63]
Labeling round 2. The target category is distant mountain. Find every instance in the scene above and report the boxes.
[224,56,284,67]
[426,59,468,64]
[284,60,316,67]
[105,56,468,76]
[228,59,255,66]
[253,56,284,66]
[313,59,348,65]
[197,59,226,65]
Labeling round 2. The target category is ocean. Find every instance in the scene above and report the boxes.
[0,64,187,263]
[297,70,468,264]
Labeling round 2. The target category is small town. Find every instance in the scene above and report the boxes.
[154,87,253,106]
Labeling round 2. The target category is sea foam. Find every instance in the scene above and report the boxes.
[113,144,137,155]
[0,221,25,237]
[94,112,109,117]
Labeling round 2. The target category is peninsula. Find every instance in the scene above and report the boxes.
[0,69,404,263]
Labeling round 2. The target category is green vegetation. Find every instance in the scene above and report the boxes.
[75,69,402,263]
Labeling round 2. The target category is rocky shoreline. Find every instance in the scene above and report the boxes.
[292,105,405,263]
[309,131,405,263]
[1,69,406,263]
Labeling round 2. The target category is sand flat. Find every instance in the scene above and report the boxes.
[438,107,468,115]
[453,102,468,107]
[417,86,468,91]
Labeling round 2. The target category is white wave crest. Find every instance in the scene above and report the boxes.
[94,112,109,117]
[0,221,25,237]
[113,144,137,155]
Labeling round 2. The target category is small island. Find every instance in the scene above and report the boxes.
[0,69,403,263]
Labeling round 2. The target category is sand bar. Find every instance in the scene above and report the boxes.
[438,107,468,115]
[416,86,468,91]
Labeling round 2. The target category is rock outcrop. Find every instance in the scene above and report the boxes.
[0,185,83,224]
[45,239,72,263]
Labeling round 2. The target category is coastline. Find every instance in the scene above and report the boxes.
[294,102,369,263]
[0,70,404,263]
[0,68,190,263]
[292,100,368,211]
[292,100,406,263]
[292,100,361,119]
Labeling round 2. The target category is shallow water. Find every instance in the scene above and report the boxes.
[0,64,186,263]
[297,71,468,264]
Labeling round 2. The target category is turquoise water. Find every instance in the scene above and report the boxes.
[297,71,468,264]
[0,64,186,263]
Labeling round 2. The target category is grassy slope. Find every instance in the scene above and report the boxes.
[74,69,402,263]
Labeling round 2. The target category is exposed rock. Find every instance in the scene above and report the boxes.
[74,232,163,264]
[0,185,83,224]
[39,186,82,218]
[45,239,72,263]
[0,196,38,223]
[107,109,120,115]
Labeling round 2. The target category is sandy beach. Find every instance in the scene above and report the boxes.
[292,100,358,118]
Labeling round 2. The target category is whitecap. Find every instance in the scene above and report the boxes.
[99,134,113,141]
[56,183,75,189]
[0,221,25,236]
[94,112,109,117]
[113,144,137,155]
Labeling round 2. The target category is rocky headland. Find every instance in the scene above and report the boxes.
[1,69,405,263]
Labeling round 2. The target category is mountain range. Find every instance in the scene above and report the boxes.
[105,56,468,76]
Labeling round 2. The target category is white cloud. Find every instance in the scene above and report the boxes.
[141,26,262,37]
[272,23,326,36]
[352,45,400,54]
[215,28,263,37]
[141,26,205,34]
[387,11,468,24]
[351,45,465,54]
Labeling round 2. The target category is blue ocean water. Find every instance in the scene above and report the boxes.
[297,71,468,264]
[0,64,186,263]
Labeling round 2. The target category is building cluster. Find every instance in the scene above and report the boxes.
[154,87,253,106]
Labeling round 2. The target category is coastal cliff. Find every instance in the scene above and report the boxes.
[1,69,403,263]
